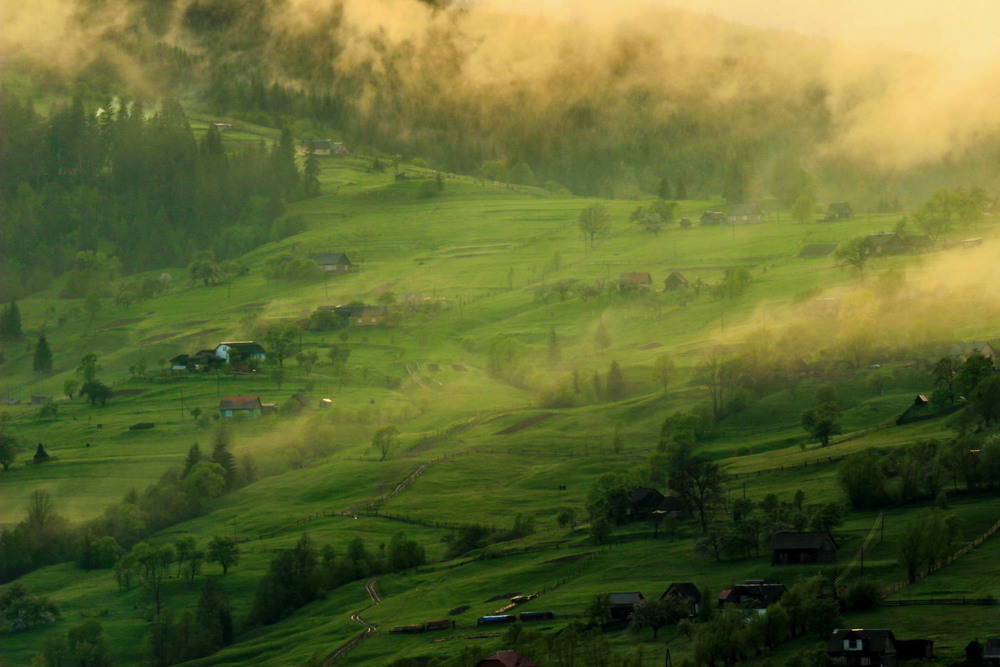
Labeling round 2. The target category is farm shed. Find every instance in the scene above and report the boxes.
[353,305,389,327]
[700,211,727,226]
[627,487,665,519]
[827,629,898,667]
[663,271,689,291]
[608,592,645,621]
[767,532,838,565]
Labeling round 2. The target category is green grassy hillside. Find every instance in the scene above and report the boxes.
[1,152,999,666]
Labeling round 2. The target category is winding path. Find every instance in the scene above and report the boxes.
[324,577,382,664]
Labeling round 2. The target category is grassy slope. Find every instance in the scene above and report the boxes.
[0,150,997,665]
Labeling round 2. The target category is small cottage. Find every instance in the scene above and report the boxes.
[663,271,689,291]
[826,202,854,220]
[219,395,263,419]
[608,592,645,621]
[660,582,701,616]
[353,306,389,327]
[966,639,985,663]
[728,203,763,224]
[768,532,838,565]
[308,252,353,274]
[214,342,266,364]
[700,211,727,226]
[718,581,785,610]
[827,629,898,667]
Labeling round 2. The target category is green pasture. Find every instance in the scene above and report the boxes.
[3,155,1000,664]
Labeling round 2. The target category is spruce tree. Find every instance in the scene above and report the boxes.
[658,176,672,200]
[33,335,52,373]
[211,428,237,489]
[606,360,626,400]
[0,300,23,342]
[302,148,320,198]
[675,175,688,200]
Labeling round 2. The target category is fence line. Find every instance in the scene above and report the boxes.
[883,517,1000,597]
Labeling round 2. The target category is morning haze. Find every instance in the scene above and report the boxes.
[1,0,999,665]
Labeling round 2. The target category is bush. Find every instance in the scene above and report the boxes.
[418,180,440,198]
[845,578,881,611]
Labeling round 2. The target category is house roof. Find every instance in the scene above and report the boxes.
[357,306,388,317]
[828,202,853,213]
[308,252,351,265]
[620,272,652,284]
[985,639,1000,657]
[767,532,837,551]
[629,487,665,505]
[729,203,762,216]
[475,651,537,667]
[828,629,896,654]
[798,244,837,258]
[170,354,189,364]
[663,582,700,601]
[866,232,899,247]
[701,210,726,221]
[722,581,786,606]
[218,341,265,354]
[219,395,262,411]
[608,592,645,606]
[655,496,684,513]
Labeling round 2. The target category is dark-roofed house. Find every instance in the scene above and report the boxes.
[169,354,190,372]
[895,639,934,661]
[308,252,353,274]
[768,532,838,565]
[966,639,985,663]
[215,341,266,364]
[654,495,685,518]
[475,651,537,667]
[608,592,645,621]
[620,272,653,288]
[985,639,1000,666]
[661,582,701,616]
[663,271,689,291]
[728,203,763,224]
[827,629,898,667]
[718,581,786,610]
[701,211,727,226]
[628,487,665,520]
[826,202,854,220]
[219,395,263,419]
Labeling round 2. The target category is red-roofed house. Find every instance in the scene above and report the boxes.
[219,395,263,419]
[620,272,653,288]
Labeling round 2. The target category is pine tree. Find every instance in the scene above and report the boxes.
[658,176,672,200]
[0,300,23,342]
[606,360,626,400]
[33,335,52,373]
[302,147,320,198]
[211,428,237,489]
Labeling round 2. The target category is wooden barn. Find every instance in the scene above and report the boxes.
[768,532,838,565]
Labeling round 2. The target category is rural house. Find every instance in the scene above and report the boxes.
[663,271,689,291]
[219,395,263,419]
[826,202,854,220]
[654,495,685,518]
[660,582,701,616]
[827,629,898,667]
[700,211,727,226]
[475,651,537,667]
[308,252,353,274]
[718,581,785,610]
[966,640,985,663]
[353,305,389,327]
[214,341,266,364]
[728,203,763,223]
[627,487,665,520]
[620,272,653,288]
[169,354,190,372]
[608,592,645,621]
[767,532,838,565]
